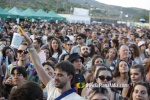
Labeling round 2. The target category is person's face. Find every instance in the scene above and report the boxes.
[130,68,142,83]
[132,85,149,100]
[108,49,116,59]
[76,36,84,44]
[130,34,135,40]
[94,58,103,65]
[17,45,29,61]
[73,34,77,42]
[81,46,90,58]
[51,40,59,51]
[92,32,97,40]
[0,41,6,46]
[33,40,40,49]
[44,49,50,60]
[54,68,71,89]
[119,45,129,59]
[90,93,109,100]
[5,49,14,59]
[96,70,112,84]
[111,41,115,48]
[6,39,11,46]
[43,64,54,78]
[140,44,146,50]
[103,43,109,48]
[66,41,73,50]
[72,58,83,70]
[135,38,141,45]
[119,61,129,73]
[11,69,26,86]
[130,47,134,53]
[114,33,119,39]
[93,40,98,46]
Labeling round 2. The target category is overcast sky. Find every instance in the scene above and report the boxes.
[95,0,150,10]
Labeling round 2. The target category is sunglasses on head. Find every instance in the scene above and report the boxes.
[98,75,112,81]
[17,49,28,54]
[67,44,73,46]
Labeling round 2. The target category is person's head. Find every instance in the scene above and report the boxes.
[106,48,117,60]
[0,38,7,46]
[87,44,95,58]
[76,33,87,44]
[134,36,141,45]
[80,45,90,58]
[111,39,119,48]
[113,32,119,39]
[91,55,104,72]
[59,53,70,62]
[49,37,62,55]
[73,33,78,42]
[47,57,58,66]
[64,40,73,51]
[54,61,75,88]
[17,43,29,61]
[33,38,42,49]
[95,67,113,84]
[113,60,129,78]
[138,41,146,51]
[68,53,84,70]
[129,44,140,58]
[91,31,98,40]
[92,39,99,46]
[130,82,150,100]
[130,64,146,84]
[11,67,27,86]
[42,61,54,78]
[9,81,43,100]
[2,46,15,59]
[119,44,129,60]
[89,87,109,100]
[103,42,109,49]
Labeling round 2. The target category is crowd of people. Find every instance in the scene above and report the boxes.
[0,20,150,100]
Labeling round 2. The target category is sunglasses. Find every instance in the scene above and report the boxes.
[98,75,112,81]
[67,44,73,46]
[17,49,28,54]
[77,38,82,40]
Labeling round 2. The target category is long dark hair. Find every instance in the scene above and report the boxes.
[2,46,17,64]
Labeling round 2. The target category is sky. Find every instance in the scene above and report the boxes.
[95,0,150,10]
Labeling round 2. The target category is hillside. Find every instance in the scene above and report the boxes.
[0,0,149,21]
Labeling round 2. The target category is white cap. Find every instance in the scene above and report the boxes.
[138,41,145,47]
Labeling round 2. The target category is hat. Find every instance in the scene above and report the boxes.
[138,41,145,47]
[76,33,87,39]
[68,53,84,63]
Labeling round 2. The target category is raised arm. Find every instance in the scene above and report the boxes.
[22,32,51,85]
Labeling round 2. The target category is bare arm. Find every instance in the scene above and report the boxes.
[122,87,129,97]
[22,33,51,85]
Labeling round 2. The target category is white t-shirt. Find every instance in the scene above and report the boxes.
[67,35,74,42]
[52,50,66,60]
[46,79,83,100]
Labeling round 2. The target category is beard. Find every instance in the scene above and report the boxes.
[81,52,90,58]
[54,79,67,89]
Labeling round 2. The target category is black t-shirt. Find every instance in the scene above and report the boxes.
[71,74,86,96]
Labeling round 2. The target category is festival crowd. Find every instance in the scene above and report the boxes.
[0,20,150,100]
